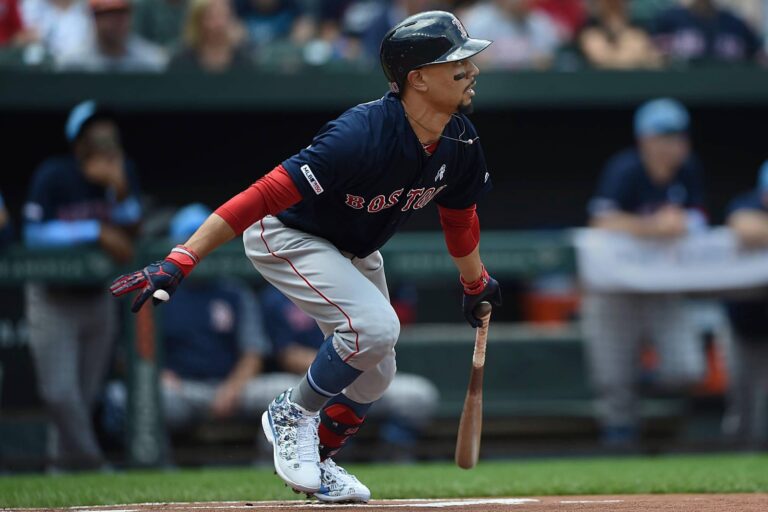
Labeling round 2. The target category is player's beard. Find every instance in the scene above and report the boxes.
[457,100,474,115]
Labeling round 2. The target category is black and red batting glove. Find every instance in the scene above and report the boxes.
[109,245,200,312]
[461,266,502,328]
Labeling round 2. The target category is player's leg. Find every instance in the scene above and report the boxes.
[310,250,396,502]
[649,296,706,388]
[582,292,643,446]
[25,285,105,469]
[161,379,218,430]
[244,217,399,493]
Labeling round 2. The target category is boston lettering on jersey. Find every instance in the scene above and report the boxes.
[279,92,491,258]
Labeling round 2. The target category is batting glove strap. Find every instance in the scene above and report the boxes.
[165,245,200,277]
[461,266,490,295]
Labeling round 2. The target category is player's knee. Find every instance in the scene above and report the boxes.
[362,306,400,355]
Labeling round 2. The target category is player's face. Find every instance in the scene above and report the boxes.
[421,58,480,114]
[639,134,690,184]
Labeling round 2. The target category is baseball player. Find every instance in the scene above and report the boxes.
[111,11,501,502]
[25,100,142,470]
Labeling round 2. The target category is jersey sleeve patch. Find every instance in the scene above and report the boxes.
[300,164,324,195]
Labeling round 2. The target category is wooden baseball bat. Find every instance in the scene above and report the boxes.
[454,301,492,469]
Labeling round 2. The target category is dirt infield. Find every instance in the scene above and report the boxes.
[12,495,767,512]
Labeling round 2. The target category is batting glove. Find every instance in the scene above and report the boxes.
[461,266,502,328]
[109,245,200,312]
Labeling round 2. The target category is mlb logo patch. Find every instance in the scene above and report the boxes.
[301,164,324,195]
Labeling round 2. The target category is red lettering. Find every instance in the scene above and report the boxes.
[385,189,403,209]
[367,195,386,213]
[345,194,365,209]
[414,185,447,209]
[401,188,425,211]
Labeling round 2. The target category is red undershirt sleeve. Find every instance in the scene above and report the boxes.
[438,204,480,258]
[215,165,302,236]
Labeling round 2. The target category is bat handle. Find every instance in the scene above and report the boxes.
[472,301,492,368]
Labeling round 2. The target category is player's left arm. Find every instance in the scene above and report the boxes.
[435,123,500,327]
[438,204,501,328]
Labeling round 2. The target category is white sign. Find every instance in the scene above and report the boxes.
[573,227,768,293]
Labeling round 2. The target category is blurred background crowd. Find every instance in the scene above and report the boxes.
[0,0,767,72]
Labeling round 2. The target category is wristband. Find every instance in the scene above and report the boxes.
[165,245,200,277]
[461,265,489,295]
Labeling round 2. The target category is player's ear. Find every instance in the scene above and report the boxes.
[406,69,428,93]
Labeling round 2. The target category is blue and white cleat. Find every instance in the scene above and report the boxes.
[261,389,321,494]
[314,458,371,503]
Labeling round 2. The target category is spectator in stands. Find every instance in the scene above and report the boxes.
[23,100,142,470]
[650,0,763,65]
[169,0,255,72]
[315,0,447,68]
[132,0,188,52]
[234,0,313,51]
[535,0,586,42]
[578,0,662,69]
[0,190,12,248]
[20,0,94,63]
[0,0,34,46]
[582,98,708,447]
[722,159,768,448]
[260,284,439,461]
[57,0,168,72]
[463,0,562,70]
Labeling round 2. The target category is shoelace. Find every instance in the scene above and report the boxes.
[296,415,320,462]
[324,458,353,478]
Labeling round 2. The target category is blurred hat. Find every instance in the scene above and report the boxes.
[634,98,689,137]
[757,160,768,192]
[65,100,116,142]
[170,203,211,243]
[89,0,131,13]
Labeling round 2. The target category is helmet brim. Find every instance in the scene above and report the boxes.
[423,38,492,67]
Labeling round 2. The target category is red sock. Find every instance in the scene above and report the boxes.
[318,403,365,460]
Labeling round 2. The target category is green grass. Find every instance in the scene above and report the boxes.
[1,454,767,508]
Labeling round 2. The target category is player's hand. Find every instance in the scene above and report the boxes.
[652,206,687,238]
[109,245,200,312]
[461,266,502,328]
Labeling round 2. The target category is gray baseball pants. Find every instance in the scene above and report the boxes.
[25,284,115,468]
[244,216,400,404]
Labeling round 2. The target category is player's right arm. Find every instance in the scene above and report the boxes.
[110,165,302,312]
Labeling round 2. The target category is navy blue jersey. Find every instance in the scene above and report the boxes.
[260,285,324,355]
[651,6,761,63]
[588,148,705,218]
[163,280,267,380]
[279,92,492,258]
[23,155,142,248]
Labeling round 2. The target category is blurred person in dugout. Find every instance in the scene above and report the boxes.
[578,0,662,69]
[150,204,278,433]
[259,284,439,461]
[56,0,168,72]
[722,159,768,448]
[22,100,142,470]
[583,98,708,447]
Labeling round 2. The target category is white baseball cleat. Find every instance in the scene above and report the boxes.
[314,458,371,503]
[261,389,321,494]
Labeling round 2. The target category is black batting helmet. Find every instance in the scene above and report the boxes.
[380,11,491,94]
